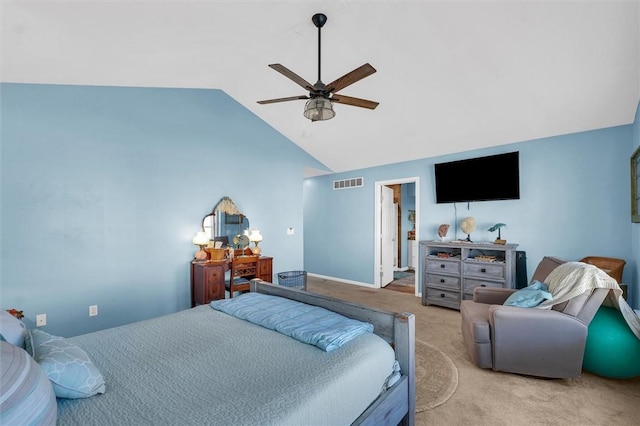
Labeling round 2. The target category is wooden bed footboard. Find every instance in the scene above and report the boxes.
[251,281,416,426]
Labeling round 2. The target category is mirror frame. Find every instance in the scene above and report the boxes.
[202,196,249,244]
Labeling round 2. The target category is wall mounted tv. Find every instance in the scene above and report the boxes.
[434,151,520,203]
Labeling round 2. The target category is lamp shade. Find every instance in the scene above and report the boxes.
[303,98,335,121]
[249,229,263,243]
[192,231,209,246]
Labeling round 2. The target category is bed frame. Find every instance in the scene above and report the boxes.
[251,281,416,426]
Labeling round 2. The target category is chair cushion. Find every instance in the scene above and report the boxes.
[553,291,592,316]
[225,278,250,288]
[530,256,566,283]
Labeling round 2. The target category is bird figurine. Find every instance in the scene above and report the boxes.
[488,223,506,244]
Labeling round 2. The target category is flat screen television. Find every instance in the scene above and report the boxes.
[434,151,520,203]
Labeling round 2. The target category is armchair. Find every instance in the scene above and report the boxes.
[460,257,608,378]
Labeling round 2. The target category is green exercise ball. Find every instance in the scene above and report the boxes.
[583,306,640,379]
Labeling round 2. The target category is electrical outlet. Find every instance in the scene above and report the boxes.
[36,314,47,327]
[89,305,98,317]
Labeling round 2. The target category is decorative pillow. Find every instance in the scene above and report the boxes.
[25,329,106,399]
[0,341,57,425]
[503,280,553,308]
[0,310,27,348]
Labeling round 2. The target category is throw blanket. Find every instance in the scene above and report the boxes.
[537,262,640,340]
[210,293,374,352]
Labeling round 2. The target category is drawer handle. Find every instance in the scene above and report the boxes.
[440,293,445,298]
[440,264,445,268]
[480,268,486,273]
[481,284,486,287]
[440,279,445,283]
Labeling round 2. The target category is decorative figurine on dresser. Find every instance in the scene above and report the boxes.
[421,240,518,310]
[190,196,273,306]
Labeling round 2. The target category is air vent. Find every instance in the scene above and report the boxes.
[333,177,364,190]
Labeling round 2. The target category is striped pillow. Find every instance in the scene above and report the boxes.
[0,341,57,425]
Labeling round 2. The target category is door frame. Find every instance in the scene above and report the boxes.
[374,177,420,296]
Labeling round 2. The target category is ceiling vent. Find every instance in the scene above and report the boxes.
[333,177,364,190]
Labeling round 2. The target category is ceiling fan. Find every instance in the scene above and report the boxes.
[257,13,379,122]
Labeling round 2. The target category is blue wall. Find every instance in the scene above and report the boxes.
[2,84,638,338]
[304,120,639,309]
[1,83,328,336]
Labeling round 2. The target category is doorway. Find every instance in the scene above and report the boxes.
[374,177,420,296]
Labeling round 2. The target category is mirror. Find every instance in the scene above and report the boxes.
[202,197,250,247]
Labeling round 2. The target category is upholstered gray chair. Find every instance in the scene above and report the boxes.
[460,256,608,378]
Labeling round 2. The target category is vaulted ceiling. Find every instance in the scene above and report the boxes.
[2,1,639,174]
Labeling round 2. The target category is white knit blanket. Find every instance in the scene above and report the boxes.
[536,262,640,340]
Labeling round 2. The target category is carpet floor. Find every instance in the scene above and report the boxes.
[306,276,640,426]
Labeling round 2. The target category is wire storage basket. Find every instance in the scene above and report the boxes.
[277,271,307,290]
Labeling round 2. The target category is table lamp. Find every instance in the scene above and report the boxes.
[192,231,209,261]
[249,229,263,255]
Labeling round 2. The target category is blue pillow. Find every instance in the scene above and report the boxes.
[25,329,106,399]
[503,280,553,308]
[0,310,27,348]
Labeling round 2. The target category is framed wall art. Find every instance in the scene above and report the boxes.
[632,145,640,223]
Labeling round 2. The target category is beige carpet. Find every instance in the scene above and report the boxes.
[306,276,640,426]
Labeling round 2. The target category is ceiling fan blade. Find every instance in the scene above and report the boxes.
[257,95,309,105]
[331,94,379,110]
[326,63,377,93]
[268,64,315,91]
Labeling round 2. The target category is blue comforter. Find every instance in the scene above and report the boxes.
[210,292,374,351]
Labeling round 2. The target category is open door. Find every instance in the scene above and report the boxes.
[380,185,395,287]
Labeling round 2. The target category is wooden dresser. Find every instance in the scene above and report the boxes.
[420,241,518,310]
[191,256,273,306]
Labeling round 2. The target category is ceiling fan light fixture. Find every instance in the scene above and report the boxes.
[303,97,335,121]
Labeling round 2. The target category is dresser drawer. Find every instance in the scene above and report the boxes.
[256,257,273,282]
[463,261,505,280]
[425,287,460,305]
[425,273,460,290]
[425,258,460,275]
[205,266,224,285]
[463,278,505,295]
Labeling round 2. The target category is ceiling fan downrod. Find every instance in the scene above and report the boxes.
[312,13,327,89]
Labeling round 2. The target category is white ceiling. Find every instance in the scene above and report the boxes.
[2,1,639,174]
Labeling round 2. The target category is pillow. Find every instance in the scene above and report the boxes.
[0,341,57,425]
[0,310,27,348]
[211,292,374,352]
[25,329,106,399]
[503,280,553,308]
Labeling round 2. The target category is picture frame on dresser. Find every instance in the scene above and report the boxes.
[632,145,640,223]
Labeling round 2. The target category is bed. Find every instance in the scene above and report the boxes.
[22,282,415,425]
